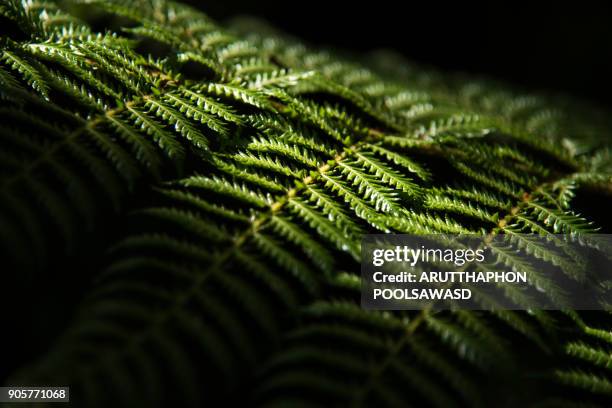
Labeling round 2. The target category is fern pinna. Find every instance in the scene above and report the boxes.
[1,0,611,407]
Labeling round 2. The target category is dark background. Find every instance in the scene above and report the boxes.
[189,1,612,110]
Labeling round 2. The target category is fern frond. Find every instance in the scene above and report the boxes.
[285,197,360,260]
[177,175,270,208]
[335,159,403,213]
[1,49,50,99]
[352,150,422,194]
[2,1,611,407]
[525,201,598,235]
[366,144,431,180]
[125,105,185,159]
[424,194,499,224]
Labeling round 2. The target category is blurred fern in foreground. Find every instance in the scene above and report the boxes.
[1,0,612,406]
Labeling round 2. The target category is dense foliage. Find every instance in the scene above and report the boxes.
[1,0,612,406]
